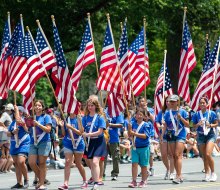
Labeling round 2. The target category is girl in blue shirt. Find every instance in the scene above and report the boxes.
[8,105,30,189]
[82,98,107,190]
[58,113,87,190]
[128,108,150,188]
[162,95,189,184]
[192,96,218,182]
[155,96,175,180]
[28,100,52,190]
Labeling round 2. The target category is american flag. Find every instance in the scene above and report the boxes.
[107,92,125,117]
[0,19,10,99]
[191,37,220,111]
[23,28,56,112]
[7,32,41,97]
[128,28,150,96]
[178,21,196,104]
[53,22,79,114]
[96,22,123,94]
[118,21,130,98]
[212,39,220,103]
[154,64,173,116]
[71,21,95,90]
[203,37,211,70]
[35,28,57,70]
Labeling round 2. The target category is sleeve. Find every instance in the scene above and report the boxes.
[182,109,189,120]
[0,113,7,123]
[116,114,124,124]
[191,112,198,124]
[98,116,106,129]
[211,111,217,123]
[45,115,52,125]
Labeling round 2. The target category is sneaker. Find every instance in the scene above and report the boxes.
[128,180,137,188]
[81,181,88,189]
[111,176,117,181]
[138,181,147,188]
[169,173,175,180]
[120,159,128,164]
[91,183,99,190]
[11,183,24,189]
[164,171,169,180]
[58,184,69,190]
[97,181,104,185]
[88,177,94,185]
[33,179,39,186]
[172,178,182,184]
[202,174,210,182]
[44,179,51,185]
[24,179,29,189]
[209,173,217,182]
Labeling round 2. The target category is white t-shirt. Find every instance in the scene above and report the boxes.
[0,112,12,127]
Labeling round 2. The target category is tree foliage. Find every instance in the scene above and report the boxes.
[0,0,219,106]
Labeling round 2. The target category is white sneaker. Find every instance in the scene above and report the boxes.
[169,173,175,180]
[210,173,217,182]
[202,174,210,182]
[164,171,169,180]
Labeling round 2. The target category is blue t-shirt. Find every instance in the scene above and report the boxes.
[192,110,217,134]
[62,117,85,150]
[108,113,124,143]
[82,114,106,137]
[8,119,30,154]
[164,108,189,139]
[30,114,52,144]
[131,120,150,148]
[147,120,155,137]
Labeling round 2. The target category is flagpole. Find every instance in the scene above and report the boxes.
[26,24,76,147]
[87,13,104,106]
[182,7,187,39]
[120,19,136,109]
[107,13,136,147]
[7,12,16,105]
[106,13,129,111]
[36,20,53,52]
[7,12,11,37]
[20,14,25,37]
[162,50,167,106]
[207,40,220,119]
[143,16,147,99]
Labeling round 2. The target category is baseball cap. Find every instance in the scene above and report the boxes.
[5,103,14,111]
[18,106,25,113]
[168,94,179,102]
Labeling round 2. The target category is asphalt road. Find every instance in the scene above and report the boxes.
[0,157,220,190]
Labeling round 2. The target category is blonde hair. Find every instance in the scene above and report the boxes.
[84,98,104,116]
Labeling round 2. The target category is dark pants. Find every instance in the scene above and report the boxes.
[109,143,120,177]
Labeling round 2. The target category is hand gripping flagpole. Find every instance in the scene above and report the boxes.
[106,13,135,149]
[87,13,104,106]
[26,24,77,148]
